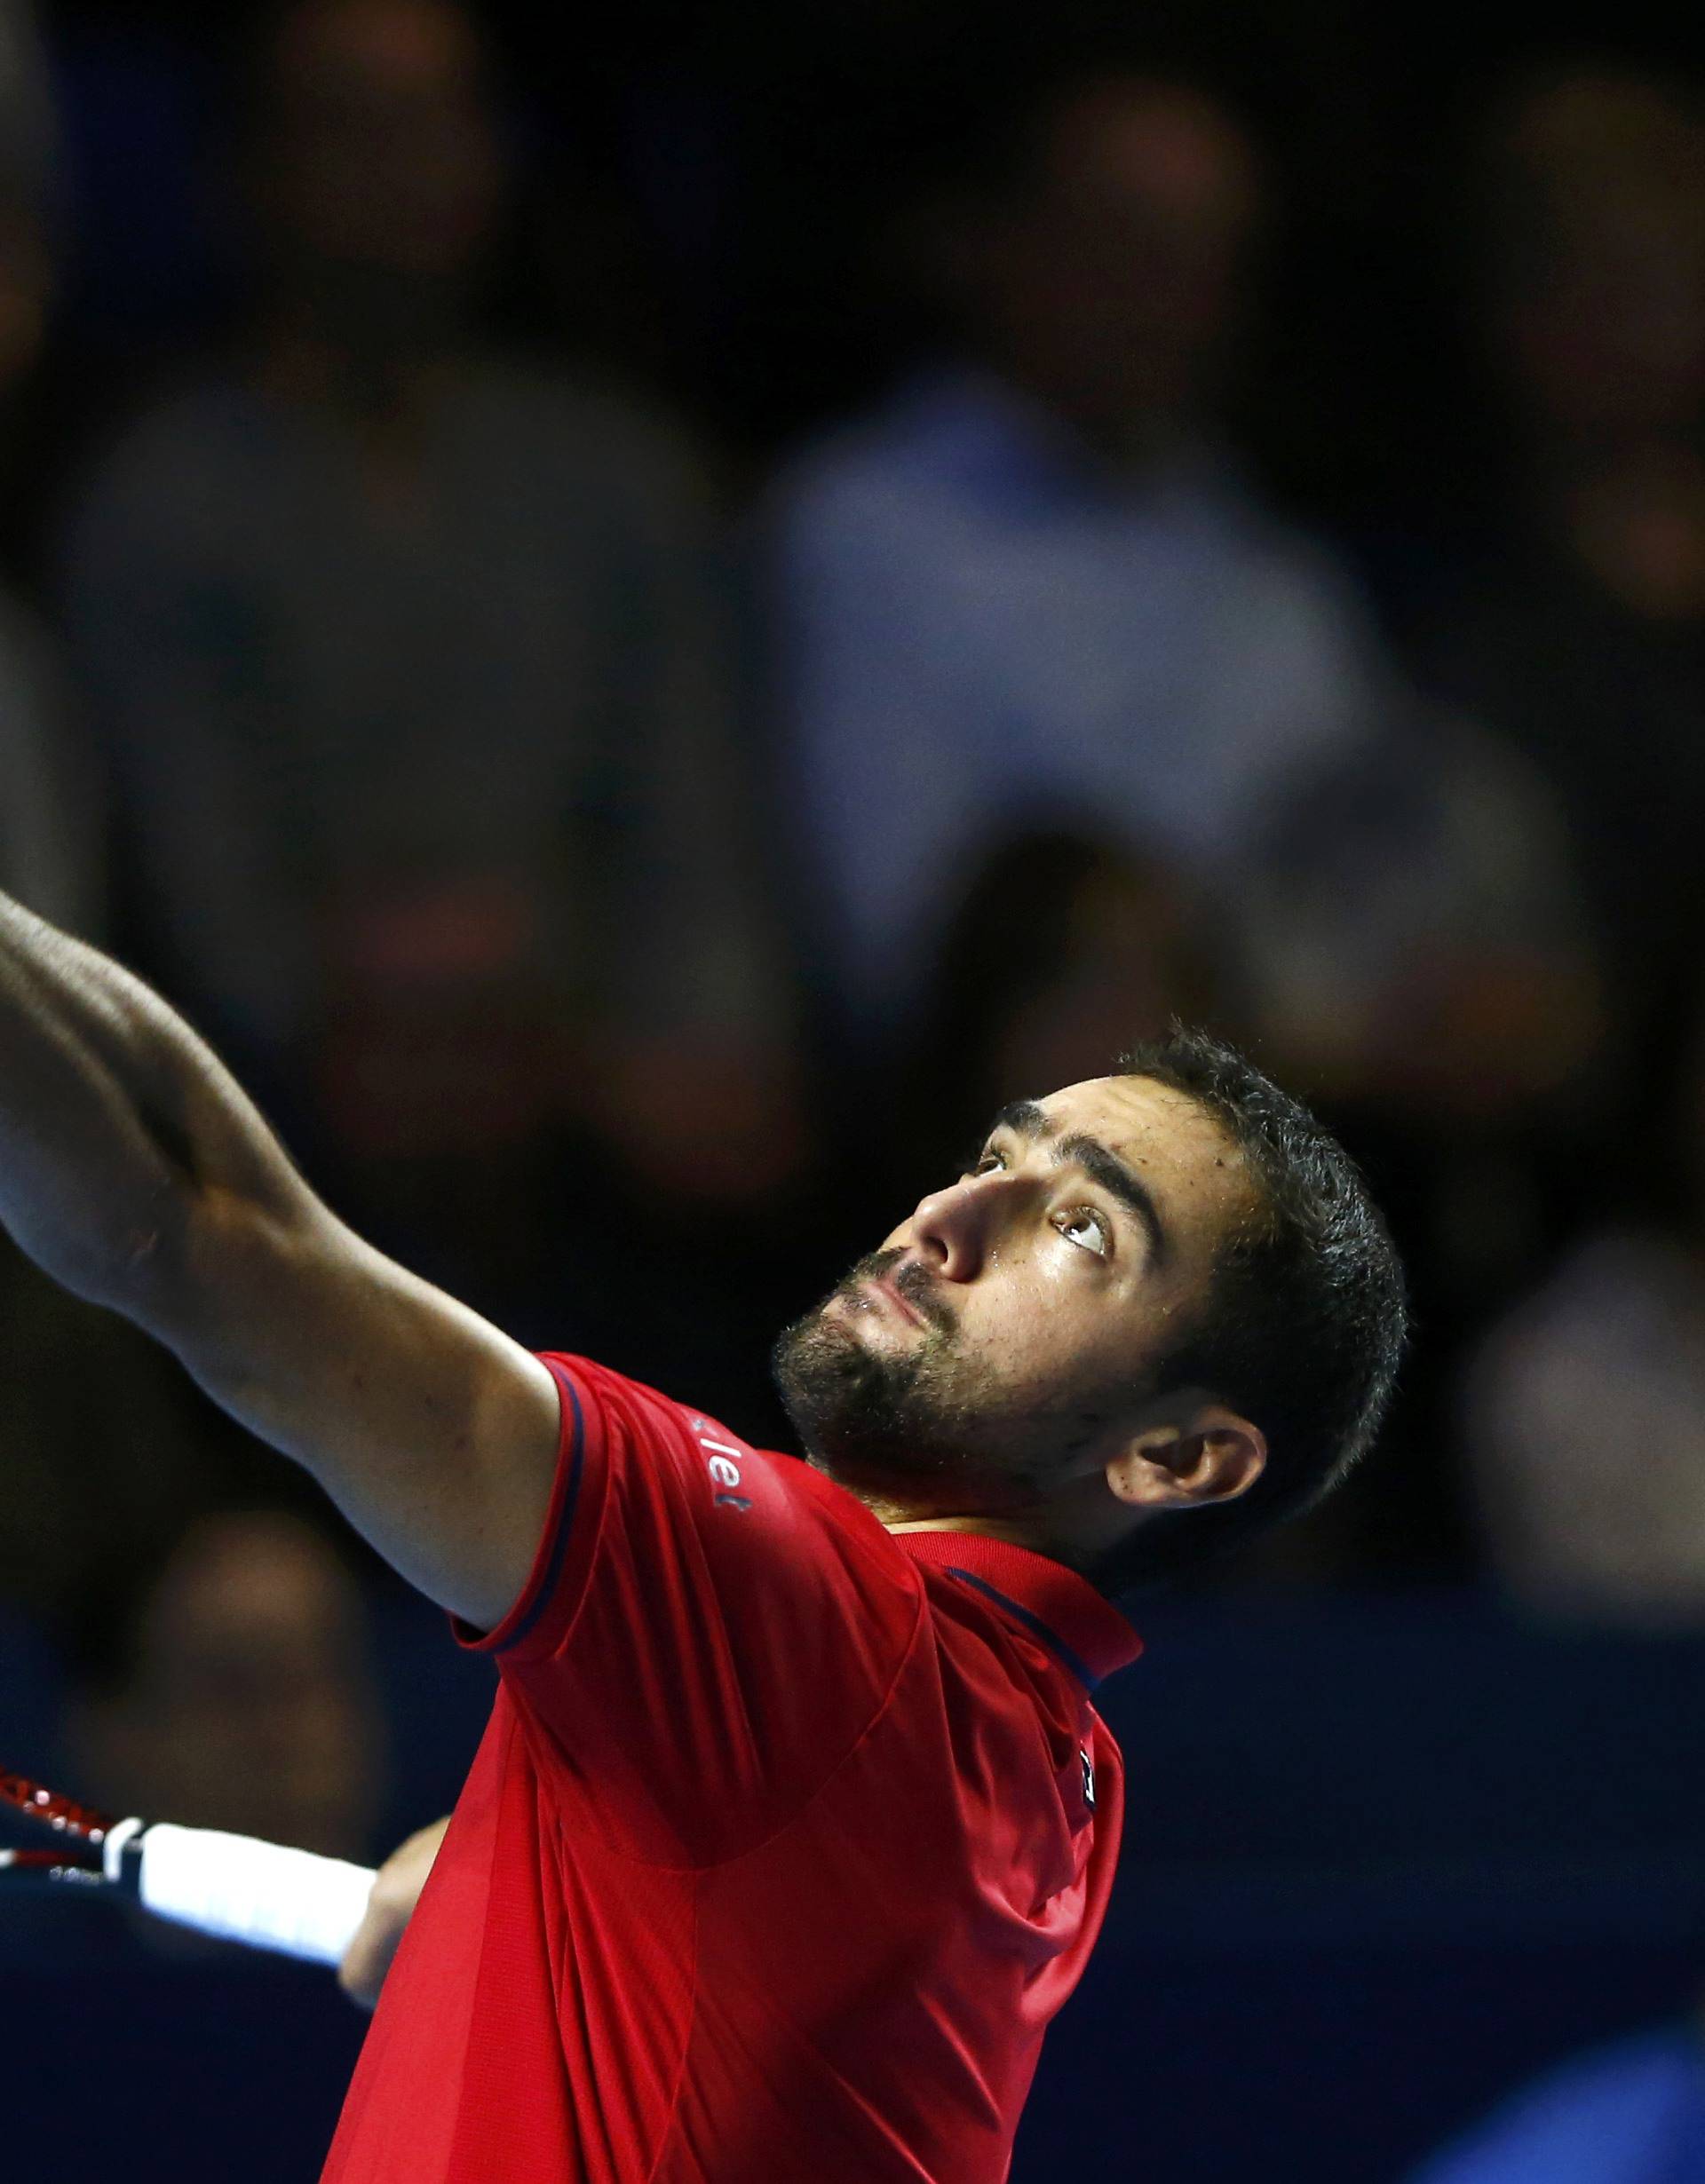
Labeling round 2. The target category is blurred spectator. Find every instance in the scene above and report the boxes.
[0,1,49,180]
[893,828,1217,1187]
[1431,66,1705,1100]
[769,72,1390,1048]
[59,0,797,1309]
[0,1,100,935]
[1460,977,1705,1625]
[70,1508,386,1862]
[1236,704,1602,1126]
[1223,702,1606,1579]
[1235,700,1606,1330]
[0,1228,281,1626]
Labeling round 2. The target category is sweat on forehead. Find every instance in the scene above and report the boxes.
[1027,1074,1247,1163]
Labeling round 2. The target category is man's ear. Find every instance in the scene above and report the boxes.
[1104,1404,1267,1513]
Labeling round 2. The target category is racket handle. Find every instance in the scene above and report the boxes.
[126,1823,377,1966]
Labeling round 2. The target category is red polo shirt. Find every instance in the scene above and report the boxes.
[321,1352,1142,2183]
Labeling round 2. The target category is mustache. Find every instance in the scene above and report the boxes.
[840,1247,959,1337]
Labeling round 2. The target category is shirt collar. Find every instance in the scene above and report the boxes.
[893,1530,1143,1690]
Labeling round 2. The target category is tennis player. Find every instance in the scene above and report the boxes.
[0,890,1405,2180]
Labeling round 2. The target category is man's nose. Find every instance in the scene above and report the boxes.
[907,1173,1008,1282]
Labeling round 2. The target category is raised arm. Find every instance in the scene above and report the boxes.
[0,893,560,1627]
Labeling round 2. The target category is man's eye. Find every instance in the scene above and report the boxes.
[1057,1208,1110,1257]
[965,1147,1005,1179]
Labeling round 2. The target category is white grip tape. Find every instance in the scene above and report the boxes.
[137,1823,377,1965]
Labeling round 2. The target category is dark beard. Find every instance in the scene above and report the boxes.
[771,1248,1075,1517]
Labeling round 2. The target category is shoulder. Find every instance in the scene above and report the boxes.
[492,1355,930,1859]
[463,357,718,517]
[77,372,273,491]
[1191,476,1384,659]
[766,373,995,543]
[1496,1229,1692,1356]
[60,371,281,561]
[543,1351,920,1596]
[1463,1227,1703,1449]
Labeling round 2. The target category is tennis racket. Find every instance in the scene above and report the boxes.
[1,1763,377,1966]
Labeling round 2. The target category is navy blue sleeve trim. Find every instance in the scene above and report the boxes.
[946,1566,1100,1692]
[495,1371,587,1656]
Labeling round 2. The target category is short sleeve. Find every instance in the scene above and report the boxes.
[457,1354,924,1863]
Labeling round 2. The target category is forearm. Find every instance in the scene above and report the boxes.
[0,893,559,1622]
[0,892,297,1311]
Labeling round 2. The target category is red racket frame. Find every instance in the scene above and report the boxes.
[0,1768,119,1877]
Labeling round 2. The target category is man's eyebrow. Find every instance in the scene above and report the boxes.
[988,1099,1051,1142]
[1055,1134,1170,1266]
[983,1104,1170,1266]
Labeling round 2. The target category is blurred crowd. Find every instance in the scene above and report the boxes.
[5,0,1705,1862]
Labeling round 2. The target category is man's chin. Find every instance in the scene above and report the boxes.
[775,1308,916,1445]
[773,1329,972,1501]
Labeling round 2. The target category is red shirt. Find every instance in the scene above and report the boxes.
[321,1353,1143,2183]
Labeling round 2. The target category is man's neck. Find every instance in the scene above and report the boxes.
[878,1511,1033,1541]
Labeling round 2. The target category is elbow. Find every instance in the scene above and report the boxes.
[3,1175,192,1321]
[75,1177,209,1329]
[72,1188,194,1318]
[112,1202,182,1299]
[126,1179,315,1368]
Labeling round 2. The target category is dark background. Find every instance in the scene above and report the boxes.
[4,2,1705,2177]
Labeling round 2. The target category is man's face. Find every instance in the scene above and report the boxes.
[981,83,1261,444]
[773,1075,1253,1516]
[262,0,502,289]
